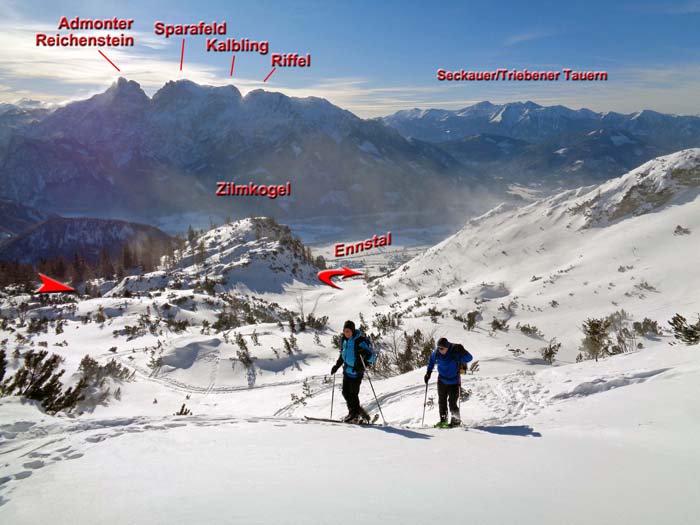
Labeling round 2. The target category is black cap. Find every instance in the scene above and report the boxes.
[437,337,449,348]
[343,320,356,332]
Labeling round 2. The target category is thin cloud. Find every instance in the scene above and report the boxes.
[633,1,700,14]
[503,31,555,47]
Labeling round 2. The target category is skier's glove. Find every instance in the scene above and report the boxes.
[331,364,340,375]
[424,372,431,384]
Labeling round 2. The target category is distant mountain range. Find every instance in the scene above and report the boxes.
[382,101,700,146]
[381,101,700,185]
[2,84,699,233]
[0,78,498,228]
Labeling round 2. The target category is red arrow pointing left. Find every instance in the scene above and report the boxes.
[35,273,77,294]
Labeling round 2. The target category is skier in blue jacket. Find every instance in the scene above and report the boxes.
[425,337,473,426]
[331,320,374,423]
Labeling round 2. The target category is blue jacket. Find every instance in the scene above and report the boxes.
[336,329,373,378]
[426,343,473,385]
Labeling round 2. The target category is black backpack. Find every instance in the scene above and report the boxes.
[452,343,472,374]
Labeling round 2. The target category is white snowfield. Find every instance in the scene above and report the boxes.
[1,150,700,524]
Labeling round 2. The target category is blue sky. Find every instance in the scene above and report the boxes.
[1,0,699,116]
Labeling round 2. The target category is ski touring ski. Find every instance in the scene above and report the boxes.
[304,416,376,426]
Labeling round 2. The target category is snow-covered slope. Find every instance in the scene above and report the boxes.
[1,152,699,523]
[379,149,700,359]
[1,338,698,524]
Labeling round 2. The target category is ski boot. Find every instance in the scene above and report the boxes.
[434,415,450,429]
[342,413,357,423]
[450,410,462,427]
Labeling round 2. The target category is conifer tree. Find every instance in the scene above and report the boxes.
[187,225,196,244]
[581,318,612,361]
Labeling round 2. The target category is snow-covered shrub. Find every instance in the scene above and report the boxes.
[372,312,402,335]
[466,311,480,331]
[77,355,135,409]
[95,306,107,324]
[491,318,509,332]
[517,323,543,337]
[540,340,561,364]
[427,307,442,323]
[307,314,329,331]
[213,310,239,331]
[26,317,49,334]
[668,314,700,345]
[397,329,434,374]
[633,318,662,337]
[1,350,86,414]
[174,403,192,416]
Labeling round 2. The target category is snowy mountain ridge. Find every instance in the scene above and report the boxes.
[565,148,700,226]
[0,78,495,224]
[383,100,700,144]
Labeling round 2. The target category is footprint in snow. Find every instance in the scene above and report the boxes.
[14,471,32,480]
[28,451,51,458]
[22,460,45,470]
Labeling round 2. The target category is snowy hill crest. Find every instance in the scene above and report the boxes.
[566,149,700,226]
[108,217,324,295]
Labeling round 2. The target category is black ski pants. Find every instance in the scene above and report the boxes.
[342,373,363,416]
[437,381,460,420]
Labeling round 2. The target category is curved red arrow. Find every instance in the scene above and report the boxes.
[317,267,364,289]
[35,273,76,294]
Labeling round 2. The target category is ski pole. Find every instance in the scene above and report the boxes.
[360,355,386,426]
[330,373,336,420]
[421,382,429,427]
